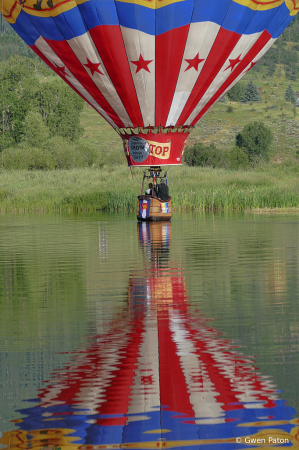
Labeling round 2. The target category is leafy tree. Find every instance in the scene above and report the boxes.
[183,143,223,168]
[241,81,260,103]
[227,82,244,102]
[23,110,50,147]
[36,80,84,141]
[285,83,296,104]
[0,56,84,151]
[0,57,40,150]
[236,121,273,162]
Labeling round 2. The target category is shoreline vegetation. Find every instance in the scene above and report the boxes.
[1,165,299,213]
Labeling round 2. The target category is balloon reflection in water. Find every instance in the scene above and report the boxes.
[1,222,299,449]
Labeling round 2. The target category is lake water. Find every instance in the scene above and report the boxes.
[0,212,299,449]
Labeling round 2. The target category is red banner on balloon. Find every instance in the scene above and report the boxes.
[119,129,191,166]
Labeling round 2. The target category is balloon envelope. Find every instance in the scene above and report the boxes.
[1,0,298,166]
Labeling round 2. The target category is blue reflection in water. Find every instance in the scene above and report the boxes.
[1,222,298,449]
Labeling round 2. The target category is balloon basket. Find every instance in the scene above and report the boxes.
[137,195,172,222]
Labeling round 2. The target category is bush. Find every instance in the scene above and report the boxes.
[228,147,249,170]
[1,145,55,170]
[227,82,244,102]
[236,121,273,163]
[78,144,104,167]
[183,143,224,168]
[0,136,109,170]
[42,137,85,169]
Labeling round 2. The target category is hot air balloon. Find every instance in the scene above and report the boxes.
[1,0,298,169]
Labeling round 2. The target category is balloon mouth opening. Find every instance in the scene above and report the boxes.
[115,126,194,136]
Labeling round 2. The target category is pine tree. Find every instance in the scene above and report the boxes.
[241,81,260,103]
[285,83,296,104]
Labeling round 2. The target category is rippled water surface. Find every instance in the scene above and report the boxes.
[1,212,299,449]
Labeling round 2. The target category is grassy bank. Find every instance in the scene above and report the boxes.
[1,165,299,212]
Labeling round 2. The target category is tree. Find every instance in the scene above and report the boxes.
[227,82,244,102]
[35,80,84,141]
[241,81,260,103]
[285,83,296,103]
[0,56,84,151]
[183,143,223,168]
[236,121,273,162]
[219,94,227,103]
[23,110,50,147]
[0,57,40,151]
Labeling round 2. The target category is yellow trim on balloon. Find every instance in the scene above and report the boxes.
[2,0,299,21]
[0,0,185,19]
[233,0,299,14]
[285,0,299,14]
[1,0,80,22]
[233,0,283,10]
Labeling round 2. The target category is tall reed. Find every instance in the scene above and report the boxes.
[0,165,298,212]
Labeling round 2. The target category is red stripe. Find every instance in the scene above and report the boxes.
[89,25,144,127]
[38,328,130,406]
[191,30,271,125]
[155,25,190,127]
[185,323,276,410]
[97,322,145,425]
[44,39,124,127]
[251,0,281,4]
[158,309,194,417]
[178,27,241,125]
[185,329,245,411]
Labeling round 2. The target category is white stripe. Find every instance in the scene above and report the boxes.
[197,332,278,405]
[121,27,155,126]
[185,31,263,125]
[34,36,117,128]
[127,313,160,414]
[169,314,225,419]
[67,32,133,128]
[170,318,278,414]
[166,22,220,127]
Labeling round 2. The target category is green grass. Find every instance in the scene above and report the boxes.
[1,165,299,212]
